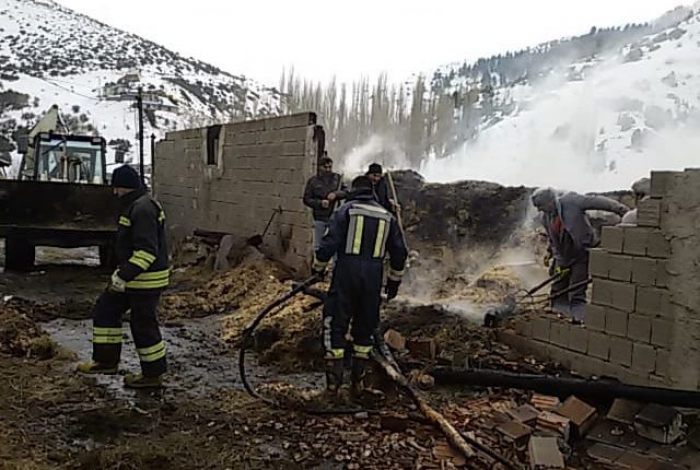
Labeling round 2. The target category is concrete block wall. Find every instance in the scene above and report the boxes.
[154,113,318,274]
[501,169,700,390]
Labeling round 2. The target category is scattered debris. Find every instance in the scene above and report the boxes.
[608,398,645,425]
[558,396,597,436]
[384,329,406,351]
[634,404,683,445]
[531,394,561,412]
[528,436,565,469]
[407,337,437,359]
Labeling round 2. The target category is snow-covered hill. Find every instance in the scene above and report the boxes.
[0,0,280,174]
[421,3,700,192]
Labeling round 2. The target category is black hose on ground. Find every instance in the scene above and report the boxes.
[431,368,700,409]
[237,275,365,415]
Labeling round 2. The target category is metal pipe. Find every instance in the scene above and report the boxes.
[430,368,700,408]
[137,87,145,186]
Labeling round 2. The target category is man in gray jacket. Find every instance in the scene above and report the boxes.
[532,188,629,321]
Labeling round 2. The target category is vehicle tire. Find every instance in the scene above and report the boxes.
[5,236,35,271]
[99,243,116,270]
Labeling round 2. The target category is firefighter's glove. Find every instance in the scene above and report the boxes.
[311,267,326,281]
[555,265,571,277]
[385,279,401,301]
[108,271,127,293]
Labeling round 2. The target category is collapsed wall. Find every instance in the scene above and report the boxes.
[503,169,700,390]
[154,113,319,273]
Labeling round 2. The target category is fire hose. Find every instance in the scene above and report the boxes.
[238,276,518,467]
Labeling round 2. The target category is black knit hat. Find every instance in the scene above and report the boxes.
[111,165,142,189]
[366,163,383,175]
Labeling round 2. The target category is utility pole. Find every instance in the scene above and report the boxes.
[136,87,145,185]
[150,133,156,191]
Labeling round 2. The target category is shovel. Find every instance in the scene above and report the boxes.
[247,206,281,248]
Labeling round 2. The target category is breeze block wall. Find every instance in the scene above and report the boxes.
[153,113,319,274]
[502,169,700,390]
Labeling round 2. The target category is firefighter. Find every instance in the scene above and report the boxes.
[77,165,169,388]
[313,175,408,398]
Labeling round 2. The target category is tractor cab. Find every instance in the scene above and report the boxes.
[20,132,107,185]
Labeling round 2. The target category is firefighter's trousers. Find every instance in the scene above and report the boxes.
[325,257,383,360]
[92,290,167,377]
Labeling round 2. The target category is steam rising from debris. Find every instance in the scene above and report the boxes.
[338,135,410,177]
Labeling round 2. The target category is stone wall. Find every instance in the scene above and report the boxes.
[153,113,319,274]
[501,169,700,390]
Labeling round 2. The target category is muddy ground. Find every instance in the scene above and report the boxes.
[2,235,695,470]
[0,236,559,469]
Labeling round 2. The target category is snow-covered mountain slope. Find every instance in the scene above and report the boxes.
[422,4,700,192]
[0,0,280,173]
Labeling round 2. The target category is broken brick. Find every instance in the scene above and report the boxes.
[530,394,561,412]
[586,443,625,465]
[634,404,683,445]
[383,329,406,351]
[558,396,597,436]
[496,420,533,445]
[528,436,565,469]
[507,404,540,426]
[607,399,645,425]
[536,411,571,441]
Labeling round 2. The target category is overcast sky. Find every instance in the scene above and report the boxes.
[56,0,693,85]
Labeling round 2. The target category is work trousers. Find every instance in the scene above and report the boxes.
[92,290,167,377]
[325,258,383,359]
[551,253,589,322]
[313,220,330,251]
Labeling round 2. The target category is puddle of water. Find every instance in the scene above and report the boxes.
[44,315,324,402]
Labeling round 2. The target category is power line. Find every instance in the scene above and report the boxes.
[36,76,101,102]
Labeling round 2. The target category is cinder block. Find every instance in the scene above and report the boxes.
[588,331,610,361]
[651,318,673,348]
[589,249,610,278]
[584,304,606,331]
[631,257,657,286]
[623,227,650,256]
[609,281,636,312]
[572,354,609,378]
[532,317,551,342]
[605,308,628,337]
[647,231,671,258]
[514,318,534,338]
[655,260,669,288]
[550,321,570,349]
[649,171,676,198]
[655,350,670,378]
[636,199,662,227]
[569,327,588,353]
[627,315,651,343]
[636,286,672,317]
[631,343,657,374]
[601,226,624,253]
[608,255,633,282]
[609,336,633,367]
[592,279,614,306]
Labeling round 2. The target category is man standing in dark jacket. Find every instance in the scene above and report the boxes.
[77,165,169,389]
[366,163,398,214]
[532,187,629,322]
[313,176,408,398]
[303,155,348,249]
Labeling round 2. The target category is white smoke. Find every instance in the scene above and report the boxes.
[337,134,410,177]
[421,25,700,193]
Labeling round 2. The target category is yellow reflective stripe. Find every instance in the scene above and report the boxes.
[93,327,122,336]
[313,258,328,270]
[325,349,345,359]
[158,211,166,222]
[128,257,150,270]
[138,341,166,355]
[139,344,166,363]
[119,216,131,227]
[352,215,364,255]
[388,268,404,281]
[93,336,122,344]
[134,269,170,281]
[373,219,387,258]
[133,250,156,263]
[127,278,169,289]
[353,344,372,358]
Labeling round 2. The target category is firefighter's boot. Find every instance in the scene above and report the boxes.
[124,373,164,389]
[350,357,385,403]
[76,361,118,375]
[325,359,344,396]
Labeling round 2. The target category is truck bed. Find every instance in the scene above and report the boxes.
[0,180,119,237]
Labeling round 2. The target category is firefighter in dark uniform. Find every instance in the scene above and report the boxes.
[77,165,169,388]
[313,175,408,398]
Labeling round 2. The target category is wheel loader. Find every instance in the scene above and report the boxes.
[0,105,120,271]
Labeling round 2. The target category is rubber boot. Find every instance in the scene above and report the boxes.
[325,359,344,395]
[76,361,118,375]
[123,373,164,389]
[350,357,385,404]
